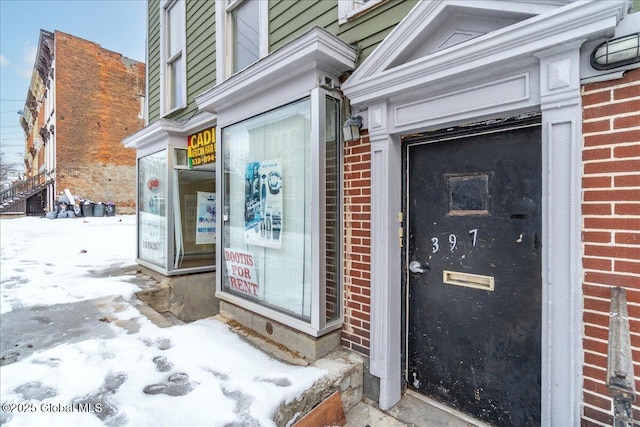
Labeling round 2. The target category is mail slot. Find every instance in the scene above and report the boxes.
[443,270,494,291]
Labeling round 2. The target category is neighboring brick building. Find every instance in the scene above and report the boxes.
[20,29,144,215]
[581,67,640,426]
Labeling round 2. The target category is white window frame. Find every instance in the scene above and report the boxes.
[338,0,384,24]
[215,0,268,83]
[160,0,187,116]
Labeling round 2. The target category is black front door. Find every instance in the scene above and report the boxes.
[405,121,542,426]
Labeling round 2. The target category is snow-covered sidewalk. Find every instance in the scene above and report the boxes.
[0,215,326,427]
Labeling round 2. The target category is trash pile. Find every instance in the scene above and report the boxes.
[45,189,116,219]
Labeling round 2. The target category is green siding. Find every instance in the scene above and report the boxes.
[145,0,416,124]
[270,1,335,48]
[269,0,417,66]
[147,0,161,123]
[147,0,216,124]
[336,0,417,60]
[180,0,215,122]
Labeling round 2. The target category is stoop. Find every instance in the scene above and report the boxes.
[276,349,364,426]
[134,266,219,322]
[214,302,364,426]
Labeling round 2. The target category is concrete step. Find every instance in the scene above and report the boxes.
[345,391,493,427]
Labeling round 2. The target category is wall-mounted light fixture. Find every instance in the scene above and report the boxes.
[590,32,640,70]
[342,115,362,143]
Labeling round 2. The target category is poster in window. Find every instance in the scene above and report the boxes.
[139,154,166,267]
[196,192,216,245]
[244,159,282,248]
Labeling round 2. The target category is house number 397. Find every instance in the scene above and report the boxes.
[431,229,478,253]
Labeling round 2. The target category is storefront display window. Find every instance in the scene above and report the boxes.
[138,150,167,268]
[222,98,312,319]
[220,93,342,333]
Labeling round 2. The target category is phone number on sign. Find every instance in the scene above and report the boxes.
[2,402,103,413]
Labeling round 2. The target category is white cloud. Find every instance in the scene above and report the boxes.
[0,54,9,67]
[18,43,37,79]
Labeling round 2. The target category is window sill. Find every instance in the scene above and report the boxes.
[338,0,388,25]
[161,103,187,118]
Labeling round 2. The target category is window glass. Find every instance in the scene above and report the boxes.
[222,98,311,320]
[173,169,216,270]
[168,1,182,57]
[169,55,183,110]
[232,0,260,73]
[139,150,167,268]
[163,0,184,112]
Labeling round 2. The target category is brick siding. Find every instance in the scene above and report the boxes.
[581,67,640,426]
[342,131,372,356]
[54,31,145,213]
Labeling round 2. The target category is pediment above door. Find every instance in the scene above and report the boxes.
[342,0,626,106]
[354,1,569,79]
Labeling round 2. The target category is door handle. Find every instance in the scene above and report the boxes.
[409,261,429,274]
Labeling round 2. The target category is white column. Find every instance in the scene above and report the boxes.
[534,41,584,427]
[367,101,403,410]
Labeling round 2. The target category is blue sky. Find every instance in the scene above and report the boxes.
[0,0,147,170]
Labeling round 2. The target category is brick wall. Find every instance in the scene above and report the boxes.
[54,31,145,213]
[342,132,372,356]
[582,67,640,426]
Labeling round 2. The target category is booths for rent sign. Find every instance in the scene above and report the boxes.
[224,249,258,297]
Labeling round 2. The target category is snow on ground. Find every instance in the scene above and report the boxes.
[0,215,326,426]
[0,215,140,314]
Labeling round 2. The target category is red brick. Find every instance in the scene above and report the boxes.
[50,31,144,212]
[584,351,607,367]
[614,175,640,187]
[582,147,611,161]
[615,203,640,216]
[614,144,640,158]
[615,232,640,245]
[583,159,640,174]
[584,392,611,411]
[583,119,611,134]
[585,271,640,288]
[584,130,640,147]
[614,114,640,129]
[585,245,640,262]
[584,297,611,314]
[584,283,619,298]
[613,83,640,100]
[349,144,371,155]
[582,377,610,396]
[350,309,370,322]
[584,324,608,341]
[623,288,640,304]
[582,231,612,243]
[582,91,611,106]
[583,257,612,271]
[584,217,640,231]
[346,300,361,310]
[616,260,640,275]
[583,364,607,382]
[582,405,613,426]
[582,176,612,188]
[351,293,370,305]
[583,100,640,121]
[341,331,362,345]
[583,189,640,202]
[583,309,609,326]
[582,203,612,215]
